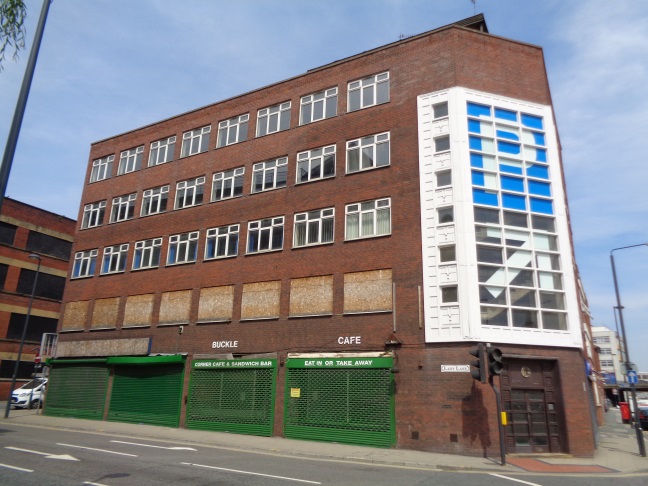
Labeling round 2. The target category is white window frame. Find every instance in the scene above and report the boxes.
[110,193,137,223]
[348,71,389,112]
[148,136,176,166]
[72,249,98,278]
[132,237,162,270]
[256,102,291,137]
[181,125,211,157]
[300,87,337,125]
[252,157,288,193]
[346,132,390,173]
[81,200,106,229]
[118,145,144,175]
[141,185,169,217]
[175,177,205,209]
[89,155,114,183]
[217,114,249,147]
[345,198,391,240]
[296,145,336,184]
[212,167,244,201]
[247,216,284,254]
[205,224,239,260]
[101,243,129,275]
[167,231,199,265]
[293,208,335,247]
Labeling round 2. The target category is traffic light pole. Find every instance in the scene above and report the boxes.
[489,375,506,466]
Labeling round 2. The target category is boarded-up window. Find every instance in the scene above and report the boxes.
[289,276,333,316]
[241,281,280,320]
[344,269,392,313]
[91,297,119,329]
[198,285,234,323]
[124,294,154,327]
[61,301,89,331]
[159,290,191,325]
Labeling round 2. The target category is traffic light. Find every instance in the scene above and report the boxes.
[487,347,504,376]
[469,343,487,383]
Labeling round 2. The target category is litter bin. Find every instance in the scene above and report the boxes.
[619,402,631,423]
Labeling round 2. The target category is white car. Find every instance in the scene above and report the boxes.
[10,378,47,409]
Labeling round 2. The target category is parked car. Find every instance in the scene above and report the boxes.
[639,407,648,431]
[10,378,47,409]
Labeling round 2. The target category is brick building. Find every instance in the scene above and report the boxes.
[0,198,75,399]
[48,15,598,456]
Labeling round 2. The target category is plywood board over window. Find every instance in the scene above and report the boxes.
[344,269,393,314]
[290,276,333,317]
[159,290,192,325]
[241,281,280,320]
[198,285,234,323]
[60,301,89,331]
[123,294,154,327]
[91,297,119,329]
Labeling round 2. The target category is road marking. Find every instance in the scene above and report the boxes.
[110,440,196,451]
[0,462,34,472]
[83,483,109,486]
[180,462,321,484]
[57,443,138,457]
[5,446,79,461]
[490,473,543,486]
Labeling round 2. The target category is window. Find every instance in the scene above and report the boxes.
[205,224,239,259]
[17,269,65,300]
[89,155,114,183]
[252,157,287,193]
[168,231,199,265]
[181,126,211,157]
[294,208,334,247]
[212,168,244,201]
[149,136,176,166]
[300,88,337,124]
[438,207,454,224]
[81,201,106,229]
[26,231,72,260]
[110,193,137,223]
[345,198,391,240]
[437,170,452,187]
[133,238,162,270]
[101,244,129,274]
[599,347,612,355]
[247,217,284,254]
[141,185,169,216]
[297,145,335,183]
[439,245,456,262]
[0,222,16,245]
[348,72,389,112]
[175,177,205,209]
[435,135,450,152]
[433,102,448,119]
[118,145,144,175]
[217,114,248,147]
[346,132,390,173]
[441,286,458,303]
[256,102,290,136]
[72,249,97,278]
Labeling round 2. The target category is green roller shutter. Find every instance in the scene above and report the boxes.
[108,363,184,427]
[284,357,395,448]
[44,362,109,420]
[186,359,276,436]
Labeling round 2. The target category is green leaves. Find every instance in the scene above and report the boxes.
[0,0,28,70]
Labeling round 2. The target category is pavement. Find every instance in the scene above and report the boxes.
[1,403,647,476]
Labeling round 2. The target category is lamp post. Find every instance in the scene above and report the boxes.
[4,254,41,419]
[610,243,647,457]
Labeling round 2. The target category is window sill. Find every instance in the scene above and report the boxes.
[245,248,283,256]
[345,164,390,176]
[197,319,231,325]
[344,233,391,243]
[122,324,151,329]
[239,317,279,322]
[59,328,85,333]
[89,327,116,331]
[292,241,334,250]
[288,313,333,319]
[343,310,392,315]
[157,322,189,327]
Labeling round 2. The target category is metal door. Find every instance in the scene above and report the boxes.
[507,389,558,453]
[45,362,109,420]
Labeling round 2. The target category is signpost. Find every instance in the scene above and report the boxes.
[627,370,638,384]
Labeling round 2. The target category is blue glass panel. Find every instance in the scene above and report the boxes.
[521,113,543,129]
[501,175,524,192]
[468,119,482,133]
[494,108,517,122]
[528,180,551,197]
[472,171,485,186]
[533,132,546,146]
[497,140,520,155]
[467,102,491,118]
[470,153,484,168]
[496,129,519,141]
[500,162,523,175]
[536,149,547,162]
[502,193,526,210]
[469,136,483,151]
[527,164,549,179]
[530,198,553,214]
[473,189,499,206]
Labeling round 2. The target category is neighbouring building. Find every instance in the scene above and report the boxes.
[592,325,626,386]
[0,198,75,399]
[47,15,598,457]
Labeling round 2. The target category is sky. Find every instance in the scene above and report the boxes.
[1,0,647,371]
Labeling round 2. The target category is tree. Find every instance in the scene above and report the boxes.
[0,0,27,71]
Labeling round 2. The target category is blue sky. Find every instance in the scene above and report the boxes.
[1,0,647,370]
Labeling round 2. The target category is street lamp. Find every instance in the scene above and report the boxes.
[3,254,41,419]
[610,243,647,457]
